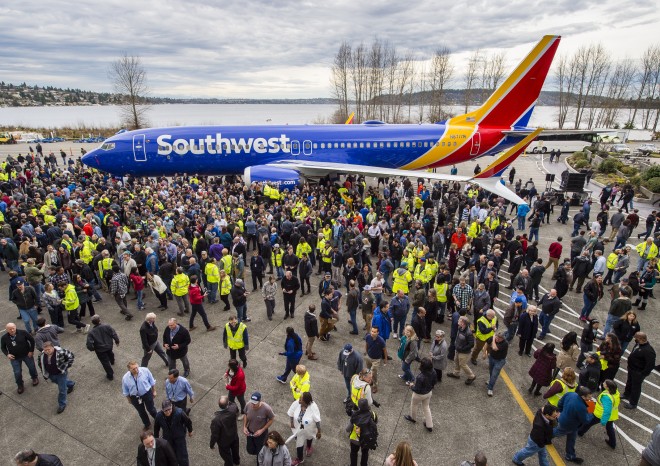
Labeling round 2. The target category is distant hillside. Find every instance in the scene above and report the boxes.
[1,81,570,107]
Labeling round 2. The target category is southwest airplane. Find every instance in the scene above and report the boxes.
[82,35,562,205]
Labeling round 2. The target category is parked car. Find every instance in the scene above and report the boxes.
[611,144,631,154]
[639,143,658,155]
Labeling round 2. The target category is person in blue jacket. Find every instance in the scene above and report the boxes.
[371,301,391,341]
[517,203,531,231]
[276,327,303,384]
[553,386,591,464]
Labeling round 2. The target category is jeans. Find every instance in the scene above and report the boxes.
[529,227,539,242]
[553,425,578,460]
[602,313,619,336]
[513,436,550,466]
[487,356,506,390]
[580,296,597,319]
[280,356,301,381]
[517,216,526,230]
[344,375,352,398]
[505,321,518,342]
[572,223,581,237]
[33,282,44,308]
[235,303,247,322]
[208,282,218,303]
[19,307,39,333]
[613,237,627,251]
[392,315,406,337]
[136,289,144,308]
[638,259,649,273]
[10,355,38,387]
[190,303,211,328]
[539,311,555,338]
[348,306,358,333]
[49,373,75,409]
[401,361,414,382]
[578,414,616,447]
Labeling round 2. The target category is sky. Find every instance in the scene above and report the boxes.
[1,0,658,99]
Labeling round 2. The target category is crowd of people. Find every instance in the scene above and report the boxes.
[1,149,659,465]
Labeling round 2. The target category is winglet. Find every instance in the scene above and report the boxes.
[345,112,355,125]
[473,128,543,179]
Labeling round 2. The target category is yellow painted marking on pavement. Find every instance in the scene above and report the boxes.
[500,369,566,466]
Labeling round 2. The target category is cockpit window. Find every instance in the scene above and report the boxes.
[100,142,115,151]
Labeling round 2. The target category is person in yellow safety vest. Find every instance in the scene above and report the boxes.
[392,265,412,294]
[577,379,620,448]
[322,225,332,242]
[348,398,378,455]
[60,234,74,254]
[603,250,619,285]
[271,244,284,280]
[433,275,448,318]
[471,309,497,364]
[413,258,430,285]
[170,267,191,316]
[98,251,114,288]
[205,260,220,303]
[425,258,438,285]
[58,282,88,332]
[636,238,659,271]
[484,214,500,231]
[467,219,483,239]
[222,315,249,367]
[544,367,577,406]
[80,238,95,264]
[290,364,311,400]
[296,238,312,259]
[218,270,232,311]
[221,249,233,276]
[467,187,479,199]
[351,369,374,408]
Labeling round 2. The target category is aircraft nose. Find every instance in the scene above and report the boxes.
[81,150,100,168]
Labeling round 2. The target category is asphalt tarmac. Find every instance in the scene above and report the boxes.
[0,151,657,466]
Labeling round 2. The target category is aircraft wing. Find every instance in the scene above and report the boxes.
[502,129,600,137]
[270,160,527,205]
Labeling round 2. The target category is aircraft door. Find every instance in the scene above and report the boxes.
[291,140,300,155]
[470,132,481,156]
[133,134,147,162]
[303,140,312,155]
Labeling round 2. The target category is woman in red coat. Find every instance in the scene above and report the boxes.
[224,359,247,418]
[527,343,556,396]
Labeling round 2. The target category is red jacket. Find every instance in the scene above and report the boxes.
[548,242,563,259]
[188,285,204,305]
[451,232,467,250]
[225,367,246,395]
[129,273,145,291]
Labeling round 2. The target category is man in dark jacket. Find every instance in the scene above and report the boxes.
[553,387,591,464]
[298,253,313,296]
[140,313,170,368]
[538,289,561,339]
[447,316,476,384]
[137,431,177,466]
[280,270,300,319]
[154,399,193,466]
[11,280,39,334]
[337,343,364,401]
[163,318,191,378]
[304,304,319,360]
[209,396,240,466]
[570,251,592,293]
[512,403,559,466]
[86,315,120,380]
[13,449,63,466]
[623,332,657,409]
[1,322,39,394]
[578,352,600,392]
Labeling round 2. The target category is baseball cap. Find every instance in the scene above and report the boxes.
[363,285,371,291]
[585,352,599,360]
[274,243,280,248]
[343,343,353,354]
[16,279,25,285]
[515,297,524,303]
[420,257,426,261]
[249,392,262,404]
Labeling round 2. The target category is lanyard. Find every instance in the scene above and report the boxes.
[147,448,155,466]
[167,379,179,400]
[133,373,141,395]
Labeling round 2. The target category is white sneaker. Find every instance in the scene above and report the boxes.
[487,389,493,397]
[393,333,398,339]
[83,324,91,334]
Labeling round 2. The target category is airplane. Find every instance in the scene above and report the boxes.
[82,35,562,204]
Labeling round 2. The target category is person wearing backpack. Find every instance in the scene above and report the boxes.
[347,398,378,466]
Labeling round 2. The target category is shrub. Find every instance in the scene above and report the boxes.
[641,165,660,181]
[599,158,623,174]
[629,175,642,188]
[645,177,660,193]
[573,160,591,169]
[620,166,639,176]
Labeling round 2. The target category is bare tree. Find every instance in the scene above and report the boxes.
[350,43,368,123]
[108,53,150,129]
[392,51,416,123]
[556,54,577,128]
[595,60,636,128]
[331,42,352,123]
[464,49,481,113]
[571,44,610,129]
[428,46,454,122]
[631,45,660,127]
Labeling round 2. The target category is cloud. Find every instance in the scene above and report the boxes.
[0,0,658,98]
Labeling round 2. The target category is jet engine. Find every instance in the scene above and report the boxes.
[243,165,301,190]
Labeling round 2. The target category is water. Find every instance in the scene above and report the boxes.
[0,104,652,140]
